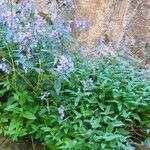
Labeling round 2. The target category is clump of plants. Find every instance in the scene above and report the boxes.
[0,0,150,150]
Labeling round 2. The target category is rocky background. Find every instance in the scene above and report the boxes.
[12,0,150,64]
[74,0,150,63]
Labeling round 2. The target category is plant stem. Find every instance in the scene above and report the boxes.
[36,59,43,90]
[31,136,36,150]
[46,99,50,115]
[61,35,64,55]
[7,45,17,90]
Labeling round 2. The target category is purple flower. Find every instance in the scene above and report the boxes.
[63,0,72,5]
[76,20,92,30]
[0,2,9,24]
[62,0,74,7]
[51,30,63,40]
[40,92,50,101]
[34,17,47,34]
[7,15,19,28]
[58,105,65,119]
[79,46,88,53]
[146,128,150,134]
[81,78,94,90]
[0,63,11,74]
[50,13,72,39]
[54,13,64,25]
[56,55,74,72]
[0,16,8,24]
[51,23,71,39]
[148,141,150,148]
[19,54,31,73]
[122,43,128,52]
[97,37,115,56]
[98,37,106,51]
[21,0,33,14]
[0,0,7,5]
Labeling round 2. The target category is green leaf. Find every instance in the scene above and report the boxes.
[91,118,101,129]
[74,96,81,107]
[113,121,124,127]
[54,78,62,94]
[0,88,8,97]
[41,127,51,132]
[1,117,8,122]
[106,124,113,132]
[23,112,36,120]
[105,135,122,141]
[4,103,18,111]
[133,114,141,122]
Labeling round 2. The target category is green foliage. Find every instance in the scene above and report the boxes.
[0,52,150,149]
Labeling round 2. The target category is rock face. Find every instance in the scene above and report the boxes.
[73,0,150,63]
[14,0,150,63]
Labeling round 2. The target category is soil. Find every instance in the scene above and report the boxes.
[0,136,47,150]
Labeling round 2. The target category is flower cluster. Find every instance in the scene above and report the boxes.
[56,55,74,72]
[148,142,150,149]
[51,13,72,40]
[58,105,65,119]
[76,20,92,30]
[96,37,115,57]
[18,54,29,73]
[40,92,50,101]
[0,0,75,76]
[0,1,9,24]
[21,0,33,15]
[62,0,73,7]
[12,11,47,52]
[98,38,106,51]
[0,0,48,53]
[146,128,150,134]
[81,78,94,90]
[0,62,11,74]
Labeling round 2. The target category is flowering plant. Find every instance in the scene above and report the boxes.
[0,0,150,150]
